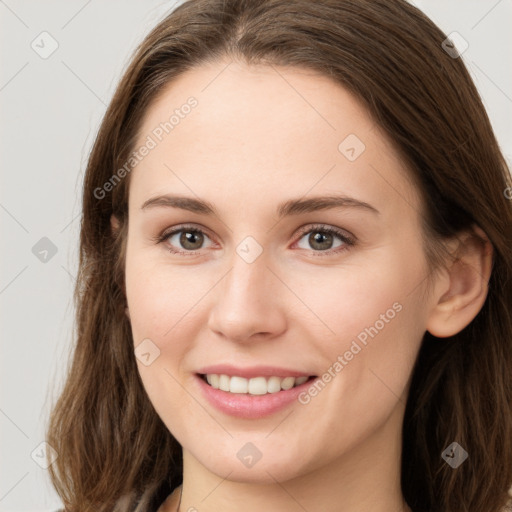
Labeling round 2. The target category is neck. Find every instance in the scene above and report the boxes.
[173,403,411,512]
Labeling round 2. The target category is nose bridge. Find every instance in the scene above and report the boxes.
[207,239,286,341]
[218,229,269,294]
[221,242,272,311]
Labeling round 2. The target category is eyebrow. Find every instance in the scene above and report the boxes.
[140,194,380,218]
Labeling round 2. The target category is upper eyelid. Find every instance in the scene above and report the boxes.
[295,223,353,238]
[161,223,215,241]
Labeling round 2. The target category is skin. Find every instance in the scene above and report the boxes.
[111,57,492,512]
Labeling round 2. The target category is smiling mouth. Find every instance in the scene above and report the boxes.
[198,373,317,395]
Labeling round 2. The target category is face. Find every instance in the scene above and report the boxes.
[122,57,436,483]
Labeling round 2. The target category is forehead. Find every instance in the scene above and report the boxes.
[129,58,421,220]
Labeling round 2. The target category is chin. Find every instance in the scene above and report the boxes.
[198,452,310,484]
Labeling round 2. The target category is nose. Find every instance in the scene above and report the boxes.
[207,250,288,343]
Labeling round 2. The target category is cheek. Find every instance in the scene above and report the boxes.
[292,244,426,346]
[296,245,426,410]
[125,257,195,429]
[125,248,208,342]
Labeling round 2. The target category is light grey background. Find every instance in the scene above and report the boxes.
[1,1,511,510]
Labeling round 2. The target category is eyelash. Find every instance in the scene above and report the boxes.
[153,223,356,257]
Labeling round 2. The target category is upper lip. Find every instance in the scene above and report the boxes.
[196,364,316,379]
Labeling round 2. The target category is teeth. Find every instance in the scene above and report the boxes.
[230,376,248,393]
[248,376,267,395]
[204,374,311,395]
[281,376,295,390]
[219,374,230,392]
[267,376,282,393]
[207,374,219,388]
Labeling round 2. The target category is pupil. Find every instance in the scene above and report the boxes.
[181,231,203,250]
[310,231,332,250]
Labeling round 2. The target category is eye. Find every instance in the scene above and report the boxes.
[155,224,214,256]
[154,223,356,257]
[293,224,355,255]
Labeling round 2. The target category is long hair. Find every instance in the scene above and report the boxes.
[45,1,512,511]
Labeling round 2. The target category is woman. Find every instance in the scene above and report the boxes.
[46,0,512,511]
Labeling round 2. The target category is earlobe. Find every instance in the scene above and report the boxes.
[426,225,493,338]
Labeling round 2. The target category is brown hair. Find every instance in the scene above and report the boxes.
[45,1,512,511]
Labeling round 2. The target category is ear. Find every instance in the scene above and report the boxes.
[110,213,130,320]
[110,213,121,236]
[426,225,493,338]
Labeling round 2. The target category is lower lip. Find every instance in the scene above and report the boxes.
[195,374,316,419]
